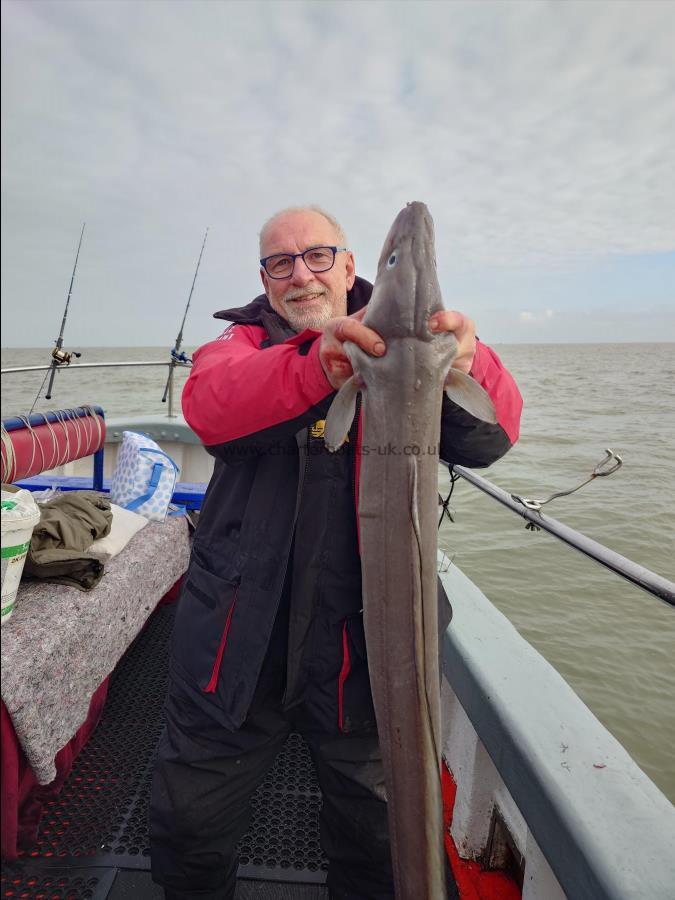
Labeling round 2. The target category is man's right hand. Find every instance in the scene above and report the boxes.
[319,308,385,390]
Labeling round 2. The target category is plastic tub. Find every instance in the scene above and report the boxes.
[1,488,41,625]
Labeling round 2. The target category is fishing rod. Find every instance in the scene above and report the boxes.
[446,461,675,608]
[162,227,209,408]
[30,223,86,413]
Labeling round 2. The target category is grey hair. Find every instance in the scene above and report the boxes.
[259,205,347,256]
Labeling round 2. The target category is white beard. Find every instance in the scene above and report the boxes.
[281,288,347,333]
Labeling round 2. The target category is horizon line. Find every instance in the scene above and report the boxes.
[3,339,675,353]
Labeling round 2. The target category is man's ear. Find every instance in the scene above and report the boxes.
[345,252,356,290]
[260,267,270,296]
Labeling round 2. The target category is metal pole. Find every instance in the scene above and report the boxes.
[2,361,191,374]
[168,364,175,418]
[451,465,675,608]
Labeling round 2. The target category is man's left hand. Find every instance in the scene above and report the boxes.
[429,311,476,374]
[319,307,385,390]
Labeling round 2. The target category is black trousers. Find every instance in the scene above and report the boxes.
[150,628,394,900]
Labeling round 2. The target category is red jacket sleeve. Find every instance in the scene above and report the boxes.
[439,340,522,468]
[470,340,522,445]
[182,324,334,446]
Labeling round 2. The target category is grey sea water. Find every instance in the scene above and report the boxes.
[2,343,674,800]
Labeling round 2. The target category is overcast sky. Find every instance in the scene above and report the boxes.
[2,0,674,348]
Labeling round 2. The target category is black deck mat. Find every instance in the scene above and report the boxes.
[105,871,328,900]
[3,603,328,896]
[0,864,117,899]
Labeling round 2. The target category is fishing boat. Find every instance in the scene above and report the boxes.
[2,347,674,900]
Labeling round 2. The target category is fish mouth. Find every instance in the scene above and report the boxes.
[377,201,434,271]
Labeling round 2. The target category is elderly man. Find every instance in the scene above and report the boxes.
[150,206,522,900]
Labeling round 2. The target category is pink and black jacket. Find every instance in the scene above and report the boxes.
[171,277,522,735]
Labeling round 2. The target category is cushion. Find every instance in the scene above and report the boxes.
[87,503,148,562]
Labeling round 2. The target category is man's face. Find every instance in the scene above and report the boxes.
[260,210,355,332]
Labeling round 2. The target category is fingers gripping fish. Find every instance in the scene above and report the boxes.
[325,202,496,899]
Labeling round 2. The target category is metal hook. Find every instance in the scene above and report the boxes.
[511,448,623,514]
[593,448,623,477]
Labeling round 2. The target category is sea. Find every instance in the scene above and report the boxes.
[2,343,674,802]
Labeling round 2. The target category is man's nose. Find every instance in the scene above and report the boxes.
[289,256,316,286]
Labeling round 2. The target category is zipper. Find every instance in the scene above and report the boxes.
[337,619,352,732]
[281,428,311,709]
[286,402,361,711]
[203,584,239,693]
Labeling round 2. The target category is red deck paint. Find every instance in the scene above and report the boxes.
[442,763,521,899]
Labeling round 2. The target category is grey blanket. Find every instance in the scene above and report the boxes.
[1,515,190,784]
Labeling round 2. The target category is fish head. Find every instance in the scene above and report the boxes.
[324,202,497,451]
[363,201,448,346]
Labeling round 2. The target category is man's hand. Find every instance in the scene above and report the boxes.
[319,308,385,389]
[429,310,476,374]
[319,308,477,389]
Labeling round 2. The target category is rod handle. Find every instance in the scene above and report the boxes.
[44,364,57,400]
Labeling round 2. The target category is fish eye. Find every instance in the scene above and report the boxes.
[387,251,398,269]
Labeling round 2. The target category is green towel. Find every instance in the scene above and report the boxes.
[23,491,113,591]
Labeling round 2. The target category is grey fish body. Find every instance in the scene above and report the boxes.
[355,348,450,900]
[326,202,487,898]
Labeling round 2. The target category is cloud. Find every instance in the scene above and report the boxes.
[1,0,674,346]
[520,310,554,323]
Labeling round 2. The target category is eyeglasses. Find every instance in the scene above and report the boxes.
[260,245,349,280]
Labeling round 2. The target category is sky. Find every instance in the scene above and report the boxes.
[1,0,674,348]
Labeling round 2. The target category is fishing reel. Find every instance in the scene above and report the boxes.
[170,347,191,365]
[51,347,81,367]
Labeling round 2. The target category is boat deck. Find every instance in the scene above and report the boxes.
[1,604,335,899]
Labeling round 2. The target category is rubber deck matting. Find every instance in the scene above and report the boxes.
[2,603,328,899]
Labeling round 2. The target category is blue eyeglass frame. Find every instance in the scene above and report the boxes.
[259,245,349,279]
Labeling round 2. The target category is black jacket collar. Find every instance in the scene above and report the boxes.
[213,275,373,339]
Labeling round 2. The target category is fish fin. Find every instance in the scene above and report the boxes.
[324,376,360,451]
[445,369,498,425]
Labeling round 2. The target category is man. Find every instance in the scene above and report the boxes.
[150,206,522,900]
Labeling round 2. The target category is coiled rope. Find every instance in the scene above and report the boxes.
[1,407,103,484]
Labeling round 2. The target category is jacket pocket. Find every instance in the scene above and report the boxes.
[338,614,376,734]
[171,559,241,693]
[203,586,238,693]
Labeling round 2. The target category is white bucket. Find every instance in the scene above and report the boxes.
[1,488,41,625]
